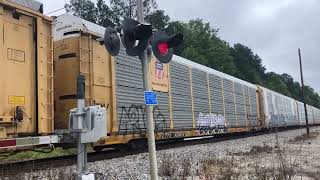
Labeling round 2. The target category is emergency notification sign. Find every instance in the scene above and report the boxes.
[144,91,158,105]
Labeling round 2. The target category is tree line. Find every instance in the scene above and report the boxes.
[65,0,320,108]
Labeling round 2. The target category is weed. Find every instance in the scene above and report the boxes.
[180,156,192,179]
[229,143,273,157]
[200,156,240,180]
[159,153,176,177]
[288,132,319,143]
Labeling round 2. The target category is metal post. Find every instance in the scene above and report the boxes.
[298,48,309,135]
[76,75,87,179]
[137,0,158,179]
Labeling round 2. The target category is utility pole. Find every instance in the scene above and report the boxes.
[298,48,309,136]
[137,0,159,179]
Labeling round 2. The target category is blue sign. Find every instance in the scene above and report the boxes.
[144,91,158,105]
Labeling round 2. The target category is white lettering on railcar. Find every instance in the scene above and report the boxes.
[196,112,226,127]
[196,112,228,135]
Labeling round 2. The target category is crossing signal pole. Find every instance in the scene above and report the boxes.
[101,1,183,179]
[298,48,309,136]
[136,0,158,179]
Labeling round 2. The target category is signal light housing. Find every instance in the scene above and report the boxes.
[102,27,120,56]
[150,31,184,63]
[102,19,184,63]
[120,19,153,56]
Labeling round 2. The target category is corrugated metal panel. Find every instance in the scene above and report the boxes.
[209,74,224,115]
[173,55,257,89]
[223,79,236,126]
[297,102,306,125]
[192,69,209,120]
[115,49,170,133]
[260,86,300,127]
[170,61,193,129]
[234,83,246,126]
[307,105,314,125]
[249,88,258,126]
[313,108,320,124]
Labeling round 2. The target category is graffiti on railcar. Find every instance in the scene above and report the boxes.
[268,113,298,126]
[196,112,228,135]
[118,104,168,134]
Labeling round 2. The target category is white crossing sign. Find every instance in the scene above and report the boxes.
[144,91,158,105]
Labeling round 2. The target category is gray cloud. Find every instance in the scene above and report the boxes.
[41,0,320,92]
[157,0,320,92]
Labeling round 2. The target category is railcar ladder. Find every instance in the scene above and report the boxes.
[38,19,54,133]
[79,34,94,105]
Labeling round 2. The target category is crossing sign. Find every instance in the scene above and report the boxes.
[144,91,158,105]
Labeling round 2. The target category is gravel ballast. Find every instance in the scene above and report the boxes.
[5,127,320,180]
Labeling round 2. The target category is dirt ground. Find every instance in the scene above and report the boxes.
[179,127,320,180]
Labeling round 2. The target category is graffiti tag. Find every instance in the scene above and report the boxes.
[118,104,168,134]
[196,112,228,135]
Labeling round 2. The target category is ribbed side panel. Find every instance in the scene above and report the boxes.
[115,49,170,134]
[313,108,320,124]
[192,69,210,124]
[249,88,258,126]
[170,61,193,129]
[307,105,314,124]
[223,79,236,126]
[298,103,306,125]
[155,92,170,131]
[209,75,224,115]
[234,83,246,126]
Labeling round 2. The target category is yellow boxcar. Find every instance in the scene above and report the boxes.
[0,0,54,139]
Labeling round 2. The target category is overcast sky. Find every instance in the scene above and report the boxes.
[40,0,320,93]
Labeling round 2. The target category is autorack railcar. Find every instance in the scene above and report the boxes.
[0,2,320,151]
[53,14,264,148]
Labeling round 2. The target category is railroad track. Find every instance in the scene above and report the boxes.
[0,126,308,176]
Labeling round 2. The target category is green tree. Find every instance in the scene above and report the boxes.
[145,10,170,30]
[96,0,119,27]
[65,0,97,23]
[65,0,158,26]
[280,73,301,100]
[230,44,266,85]
[166,19,236,75]
[110,0,157,20]
[265,72,290,96]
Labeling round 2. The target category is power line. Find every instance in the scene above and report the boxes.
[45,7,66,15]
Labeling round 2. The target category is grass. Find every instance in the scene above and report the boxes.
[0,168,74,180]
[0,147,78,163]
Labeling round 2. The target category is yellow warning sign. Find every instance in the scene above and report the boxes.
[8,96,25,104]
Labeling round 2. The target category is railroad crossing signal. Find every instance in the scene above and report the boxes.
[150,31,183,63]
[121,19,153,56]
[102,19,184,63]
[102,16,184,180]
[103,27,120,56]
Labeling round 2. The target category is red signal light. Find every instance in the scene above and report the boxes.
[157,42,169,56]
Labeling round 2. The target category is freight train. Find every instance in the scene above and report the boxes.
[0,0,319,150]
